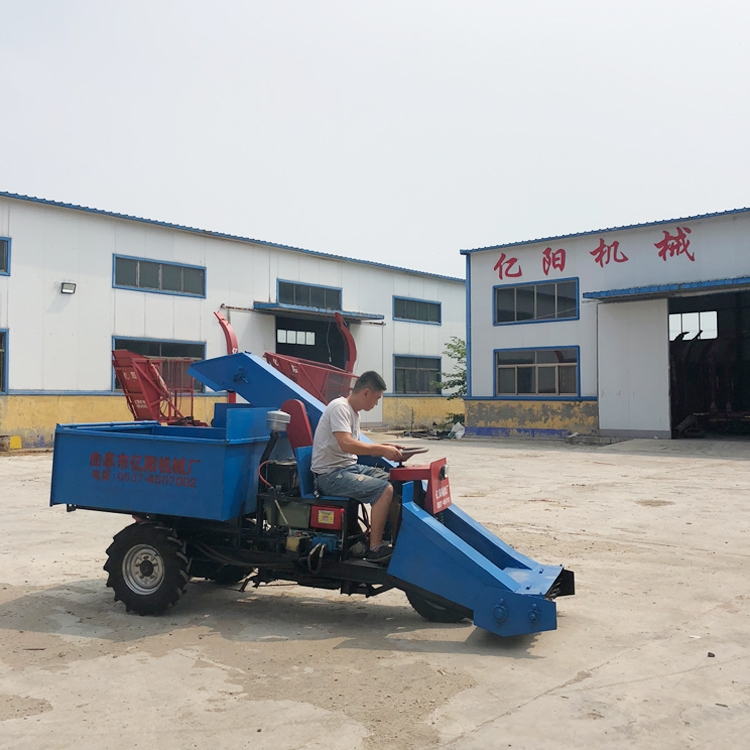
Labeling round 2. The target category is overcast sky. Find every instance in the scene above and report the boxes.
[1,1,748,278]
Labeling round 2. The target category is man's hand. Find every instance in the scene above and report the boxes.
[333,432,404,463]
[333,432,403,462]
[379,445,404,463]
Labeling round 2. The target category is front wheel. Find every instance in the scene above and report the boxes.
[406,591,468,624]
[104,523,189,615]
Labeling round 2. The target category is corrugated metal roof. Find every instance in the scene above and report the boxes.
[460,206,750,255]
[0,191,464,283]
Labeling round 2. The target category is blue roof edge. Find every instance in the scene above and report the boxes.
[0,190,464,283]
[584,275,750,300]
[460,206,750,255]
[253,301,384,320]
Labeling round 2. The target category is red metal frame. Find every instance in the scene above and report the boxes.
[112,349,205,425]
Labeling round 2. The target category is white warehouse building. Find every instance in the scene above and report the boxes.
[462,207,750,439]
[0,192,465,448]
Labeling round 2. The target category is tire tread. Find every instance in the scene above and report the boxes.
[103,523,189,615]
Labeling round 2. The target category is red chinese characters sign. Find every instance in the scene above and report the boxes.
[488,224,696,282]
[590,238,628,268]
[655,227,694,262]
[89,451,200,488]
[542,247,566,276]
[494,252,522,280]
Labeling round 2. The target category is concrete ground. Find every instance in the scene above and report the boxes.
[1,436,749,749]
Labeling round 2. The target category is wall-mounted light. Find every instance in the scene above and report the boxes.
[60,282,77,295]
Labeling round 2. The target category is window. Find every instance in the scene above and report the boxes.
[0,238,9,275]
[669,311,718,341]
[278,281,341,310]
[113,338,205,392]
[393,297,441,324]
[494,279,578,324]
[394,356,441,394]
[277,329,316,346]
[0,331,6,392]
[114,256,205,296]
[496,348,578,396]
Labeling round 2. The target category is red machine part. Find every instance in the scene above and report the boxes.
[112,350,205,425]
[214,310,239,355]
[265,353,358,405]
[214,310,239,404]
[280,399,314,451]
[389,458,452,515]
[334,312,356,373]
[310,505,345,531]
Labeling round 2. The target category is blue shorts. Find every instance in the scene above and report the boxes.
[314,464,391,505]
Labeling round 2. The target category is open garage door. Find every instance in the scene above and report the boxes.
[598,299,671,438]
[669,289,750,437]
[275,315,348,369]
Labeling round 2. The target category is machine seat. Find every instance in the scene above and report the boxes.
[294,446,350,503]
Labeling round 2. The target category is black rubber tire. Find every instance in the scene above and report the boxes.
[206,565,252,585]
[406,591,468,624]
[104,523,189,615]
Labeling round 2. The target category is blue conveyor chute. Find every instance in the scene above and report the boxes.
[189,352,387,458]
[388,484,567,636]
[189,353,328,429]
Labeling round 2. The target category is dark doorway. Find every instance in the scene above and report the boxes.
[274,316,347,369]
[669,290,750,436]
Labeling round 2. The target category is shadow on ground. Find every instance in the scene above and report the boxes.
[0,576,542,659]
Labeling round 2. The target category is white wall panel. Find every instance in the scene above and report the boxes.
[113,290,146,338]
[598,299,670,437]
[392,322,411,357]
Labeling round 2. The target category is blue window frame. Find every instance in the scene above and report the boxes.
[495,346,579,397]
[277,280,342,311]
[393,296,441,324]
[113,255,206,297]
[0,330,7,392]
[112,337,206,392]
[494,278,578,326]
[394,355,442,394]
[0,237,10,275]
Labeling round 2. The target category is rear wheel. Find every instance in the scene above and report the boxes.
[104,523,189,615]
[406,591,468,624]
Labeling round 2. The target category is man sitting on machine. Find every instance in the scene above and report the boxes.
[311,371,403,564]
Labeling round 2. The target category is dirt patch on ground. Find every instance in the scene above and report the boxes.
[0,694,53,721]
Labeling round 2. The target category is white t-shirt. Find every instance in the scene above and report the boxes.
[311,396,360,474]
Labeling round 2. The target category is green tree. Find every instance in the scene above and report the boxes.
[438,336,466,400]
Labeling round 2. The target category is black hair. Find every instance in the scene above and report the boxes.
[353,370,387,393]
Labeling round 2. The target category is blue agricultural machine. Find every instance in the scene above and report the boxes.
[50,353,574,637]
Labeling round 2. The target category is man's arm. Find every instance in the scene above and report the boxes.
[333,432,403,463]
